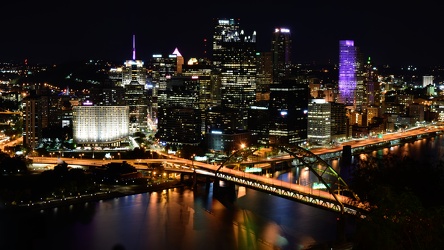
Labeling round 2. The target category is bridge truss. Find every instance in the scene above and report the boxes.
[214,144,370,217]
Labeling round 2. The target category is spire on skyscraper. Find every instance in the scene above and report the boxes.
[172,47,182,57]
[132,34,136,60]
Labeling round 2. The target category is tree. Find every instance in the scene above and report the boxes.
[350,154,444,249]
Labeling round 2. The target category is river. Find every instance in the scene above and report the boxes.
[1,135,443,250]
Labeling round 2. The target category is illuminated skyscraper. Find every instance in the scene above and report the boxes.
[211,18,257,130]
[172,47,184,74]
[338,40,361,107]
[272,28,292,84]
[122,35,146,87]
[269,80,309,145]
[212,18,241,69]
[363,57,380,107]
[255,51,273,99]
[307,99,331,145]
[23,93,42,149]
[182,58,213,133]
[121,35,149,133]
[147,52,179,128]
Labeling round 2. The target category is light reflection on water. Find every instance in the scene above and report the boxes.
[7,135,442,250]
[1,184,349,250]
[289,135,444,190]
[370,135,443,166]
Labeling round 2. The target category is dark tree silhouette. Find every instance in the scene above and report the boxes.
[350,154,444,249]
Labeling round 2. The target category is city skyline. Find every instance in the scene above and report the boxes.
[1,2,443,67]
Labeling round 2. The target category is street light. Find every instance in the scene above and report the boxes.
[191,154,196,170]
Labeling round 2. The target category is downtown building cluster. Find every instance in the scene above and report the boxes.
[10,18,444,155]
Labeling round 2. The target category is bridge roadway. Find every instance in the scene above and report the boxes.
[31,155,369,217]
[309,125,442,159]
[26,126,444,218]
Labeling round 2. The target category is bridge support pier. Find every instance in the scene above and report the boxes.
[205,176,211,191]
[340,145,353,182]
[212,178,220,195]
[341,145,352,167]
[336,214,347,244]
[212,179,236,200]
[192,170,197,188]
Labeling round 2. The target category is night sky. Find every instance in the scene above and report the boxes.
[1,1,443,68]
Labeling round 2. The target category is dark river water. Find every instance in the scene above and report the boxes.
[1,135,443,250]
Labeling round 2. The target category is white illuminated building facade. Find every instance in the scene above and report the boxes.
[422,75,433,88]
[307,99,331,145]
[73,104,129,147]
[122,59,146,86]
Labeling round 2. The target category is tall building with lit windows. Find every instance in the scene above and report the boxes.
[147,51,179,127]
[126,80,148,133]
[307,99,331,145]
[122,59,146,87]
[211,18,257,130]
[268,80,309,145]
[121,35,148,133]
[155,74,202,146]
[212,18,241,69]
[272,28,292,84]
[181,58,213,134]
[255,51,273,99]
[338,40,363,108]
[23,92,42,149]
[72,103,129,147]
[122,35,147,87]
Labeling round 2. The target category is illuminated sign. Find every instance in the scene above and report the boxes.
[251,106,267,110]
[312,182,328,189]
[245,167,262,173]
[275,28,290,33]
[195,156,208,161]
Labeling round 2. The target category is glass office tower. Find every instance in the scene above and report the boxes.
[338,40,358,106]
[211,18,257,130]
[272,27,292,84]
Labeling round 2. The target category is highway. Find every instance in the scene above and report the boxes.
[0,136,22,151]
[310,126,440,155]
[30,154,369,214]
[29,125,443,176]
[19,125,444,215]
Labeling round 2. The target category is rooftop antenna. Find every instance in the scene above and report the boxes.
[132,35,136,60]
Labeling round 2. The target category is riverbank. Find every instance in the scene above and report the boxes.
[1,179,187,212]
